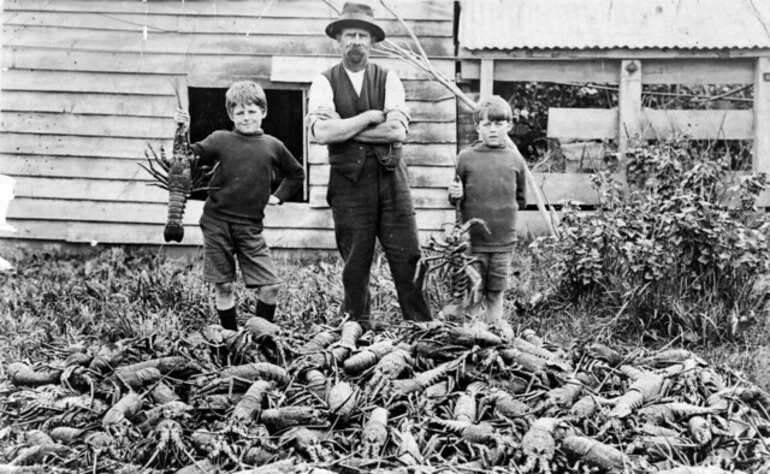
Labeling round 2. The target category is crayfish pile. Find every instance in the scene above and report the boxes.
[2,316,770,474]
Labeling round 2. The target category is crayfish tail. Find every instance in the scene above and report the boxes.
[164,224,184,243]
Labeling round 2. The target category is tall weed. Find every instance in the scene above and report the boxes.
[534,137,770,341]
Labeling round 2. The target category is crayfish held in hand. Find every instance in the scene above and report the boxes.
[140,117,217,243]
[415,217,489,320]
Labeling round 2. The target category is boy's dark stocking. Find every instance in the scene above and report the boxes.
[255,300,276,322]
[218,306,238,331]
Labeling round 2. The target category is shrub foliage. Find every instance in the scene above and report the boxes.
[535,138,770,339]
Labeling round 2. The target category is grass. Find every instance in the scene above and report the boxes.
[1,242,769,392]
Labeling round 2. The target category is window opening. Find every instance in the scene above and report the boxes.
[188,87,307,202]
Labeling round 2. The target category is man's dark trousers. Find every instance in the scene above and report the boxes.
[327,151,432,326]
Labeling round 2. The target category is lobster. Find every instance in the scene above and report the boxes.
[140,88,218,243]
[415,212,489,320]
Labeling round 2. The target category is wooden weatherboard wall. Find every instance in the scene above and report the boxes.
[0,0,455,249]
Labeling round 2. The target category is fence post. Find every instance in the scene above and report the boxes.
[480,59,494,99]
[618,59,643,168]
[754,57,770,174]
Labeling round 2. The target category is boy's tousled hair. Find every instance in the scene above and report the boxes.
[226,81,267,114]
[473,95,513,124]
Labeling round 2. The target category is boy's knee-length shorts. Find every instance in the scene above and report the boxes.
[200,213,281,288]
[470,251,511,292]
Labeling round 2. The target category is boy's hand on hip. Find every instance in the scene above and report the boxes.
[267,195,281,206]
[174,108,191,131]
[448,180,464,200]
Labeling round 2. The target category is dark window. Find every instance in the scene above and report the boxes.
[188,87,307,202]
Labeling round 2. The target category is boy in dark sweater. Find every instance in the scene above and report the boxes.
[175,81,305,330]
[448,96,526,330]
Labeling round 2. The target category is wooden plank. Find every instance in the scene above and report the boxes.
[7,198,455,231]
[0,134,159,159]
[479,59,494,99]
[559,141,610,172]
[13,176,170,203]
[1,220,454,248]
[754,57,770,174]
[4,11,453,37]
[618,60,643,155]
[10,172,602,212]
[461,59,621,84]
[308,143,457,167]
[0,213,563,247]
[2,51,452,88]
[2,112,173,139]
[1,90,177,117]
[2,70,179,95]
[309,186,452,210]
[642,59,755,84]
[458,47,770,61]
[403,81,455,102]
[7,198,206,226]
[309,170,601,205]
[405,100,456,122]
[2,69,454,101]
[642,109,753,140]
[3,26,453,57]
[5,0,455,21]
[548,107,754,141]
[271,56,454,82]
[309,165,456,188]
[2,111,449,142]
[308,122,455,144]
[0,155,151,180]
[3,48,271,79]
[0,220,337,248]
[547,108,618,140]
[461,58,754,85]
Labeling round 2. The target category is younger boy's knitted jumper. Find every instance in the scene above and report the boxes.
[453,142,527,252]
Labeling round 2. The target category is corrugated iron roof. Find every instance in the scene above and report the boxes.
[459,0,770,50]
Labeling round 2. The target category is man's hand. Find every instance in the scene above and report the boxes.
[448,178,464,200]
[363,109,386,126]
[267,195,281,206]
[174,108,191,132]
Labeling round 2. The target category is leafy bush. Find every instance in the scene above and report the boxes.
[534,137,770,340]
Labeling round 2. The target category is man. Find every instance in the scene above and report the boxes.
[306,2,432,329]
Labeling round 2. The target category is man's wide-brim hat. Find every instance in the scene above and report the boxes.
[325,2,386,43]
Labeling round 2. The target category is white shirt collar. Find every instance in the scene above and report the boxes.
[343,67,365,96]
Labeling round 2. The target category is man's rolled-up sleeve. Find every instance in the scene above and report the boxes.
[384,71,410,131]
[306,75,338,140]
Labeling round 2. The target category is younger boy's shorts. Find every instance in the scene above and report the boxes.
[470,251,511,292]
[200,213,281,288]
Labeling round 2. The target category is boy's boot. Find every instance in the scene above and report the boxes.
[218,306,238,331]
[255,300,276,322]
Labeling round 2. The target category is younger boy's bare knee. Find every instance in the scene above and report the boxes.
[216,282,234,296]
[258,283,281,305]
[215,282,235,310]
[483,291,505,323]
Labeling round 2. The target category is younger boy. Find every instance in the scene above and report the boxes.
[448,95,526,328]
[175,81,305,330]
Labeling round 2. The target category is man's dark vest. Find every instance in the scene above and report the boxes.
[322,62,401,182]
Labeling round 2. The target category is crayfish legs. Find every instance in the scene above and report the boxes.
[520,417,564,474]
[609,372,665,418]
[389,358,460,397]
[561,435,629,472]
[361,407,389,457]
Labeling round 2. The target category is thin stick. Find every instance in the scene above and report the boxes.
[377,0,558,238]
